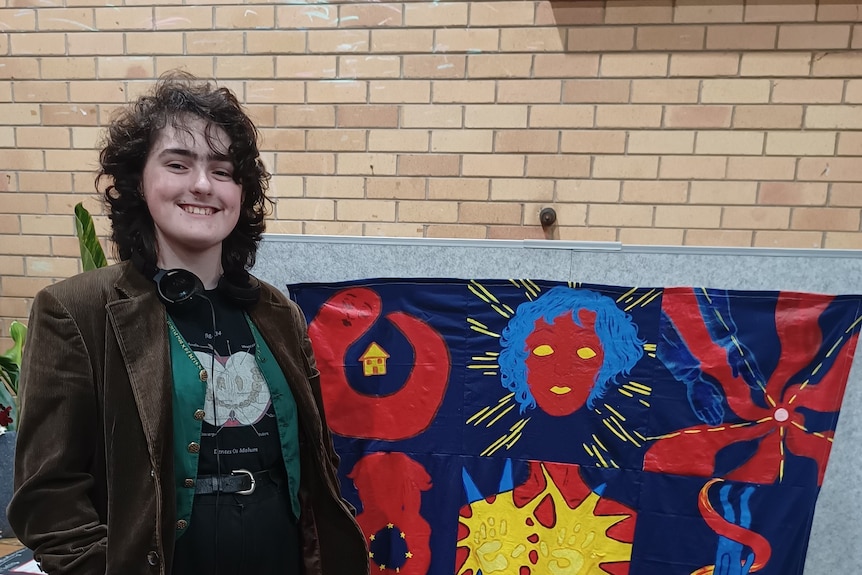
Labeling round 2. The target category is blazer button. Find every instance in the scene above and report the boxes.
[146,551,159,566]
[193,409,205,421]
[199,369,208,382]
[176,519,188,530]
[188,442,200,454]
[184,478,195,488]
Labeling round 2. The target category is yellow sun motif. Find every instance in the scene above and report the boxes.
[457,464,632,575]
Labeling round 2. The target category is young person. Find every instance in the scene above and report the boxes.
[8,72,369,575]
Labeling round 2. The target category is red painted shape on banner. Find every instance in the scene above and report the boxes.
[698,479,772,571]
[644,288,857,486]
[308,287,450,440]
[349,452,432,575]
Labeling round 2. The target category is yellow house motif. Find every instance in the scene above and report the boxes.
[360,342,390,376]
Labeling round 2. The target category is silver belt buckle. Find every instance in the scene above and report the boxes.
[231,468,256,495]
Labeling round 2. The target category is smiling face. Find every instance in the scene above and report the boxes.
[524,308,604,416]
[141,116,242,269]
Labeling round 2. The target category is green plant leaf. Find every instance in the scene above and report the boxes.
[75,202,108,271]
[3,320,26,366]
[1,319,25,402]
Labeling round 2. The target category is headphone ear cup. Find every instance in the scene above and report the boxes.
[217,273,261,308]
[155,269,205,306]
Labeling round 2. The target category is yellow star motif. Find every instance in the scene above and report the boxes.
[405,551,413,559]
[379,565,386,571]
[368,552,374,559]
[387,523,394,529]
[369,535,375,541]
[400,531,406,539]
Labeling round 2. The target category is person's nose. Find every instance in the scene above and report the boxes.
[190,166,212,195]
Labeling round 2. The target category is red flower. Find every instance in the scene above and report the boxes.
[644,288,859,486]
[0,404,12,428]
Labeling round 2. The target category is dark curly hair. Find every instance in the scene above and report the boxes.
[97,71,271,275]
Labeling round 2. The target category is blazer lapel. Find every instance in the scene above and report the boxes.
[249,287,319,422]
[107,264,172,463]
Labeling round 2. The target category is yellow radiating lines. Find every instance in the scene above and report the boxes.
[469,280,500,304]
[618,388,633,398]
[593,447,609,467]
[617,287,638,303]
[790,420,808,433]
[602,418,627,442]
[639,399,650,407]
[469,355,501,376]
[642,290,662,307]
[490,304,512,318]
[469,280,514,318]
[846,315,862,333]
[742,358,766,393]
[625,289,656,312]
[467,317,500,338]
[826,336,844,358]
[646,421,758,441]
[647,430,681,441]
[505,431,523,449]
[779,427,786,482]
[524,279,540,295]
[715,310,731,332]
[592,433,608,452]
[624,381,652,396]
[634,430,647,442]
[643,343,657,352]
[482,417,530,456]
[486,403,515,427]
[604,404,626,421]
[811,362,823,376]
[609,416,641,447]
[699,287,712,304]
[467,393,514,425]
[787,380,808,404]
[584,435,611,467]
[508,279,537,301]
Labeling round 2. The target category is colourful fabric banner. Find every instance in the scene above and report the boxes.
[289,279,862,575]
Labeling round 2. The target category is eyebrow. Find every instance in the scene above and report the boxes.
[157,148,232,162]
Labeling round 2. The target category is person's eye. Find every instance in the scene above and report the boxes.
[167,162,187,170]
[213,169,233,179]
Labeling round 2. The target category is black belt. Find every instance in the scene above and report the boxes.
[194,469,283,496]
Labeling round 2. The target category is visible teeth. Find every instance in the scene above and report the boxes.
[183,206,213,216]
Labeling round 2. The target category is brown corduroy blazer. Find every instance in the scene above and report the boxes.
[8,261,369,575]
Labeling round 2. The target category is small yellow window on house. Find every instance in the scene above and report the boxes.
[359,342,390,376]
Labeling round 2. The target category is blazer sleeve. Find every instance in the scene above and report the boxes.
[7,288,107,574]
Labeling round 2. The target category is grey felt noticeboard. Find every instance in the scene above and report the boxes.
[253,234,862,575]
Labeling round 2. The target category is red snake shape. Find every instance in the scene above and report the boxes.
[697,478,772,573]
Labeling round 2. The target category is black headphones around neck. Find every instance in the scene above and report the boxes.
[133,252,261,308]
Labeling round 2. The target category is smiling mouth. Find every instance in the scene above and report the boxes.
[550,386,571,395]
[180,205,216,216]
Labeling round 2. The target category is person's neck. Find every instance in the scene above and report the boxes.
[157,247,223,290]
